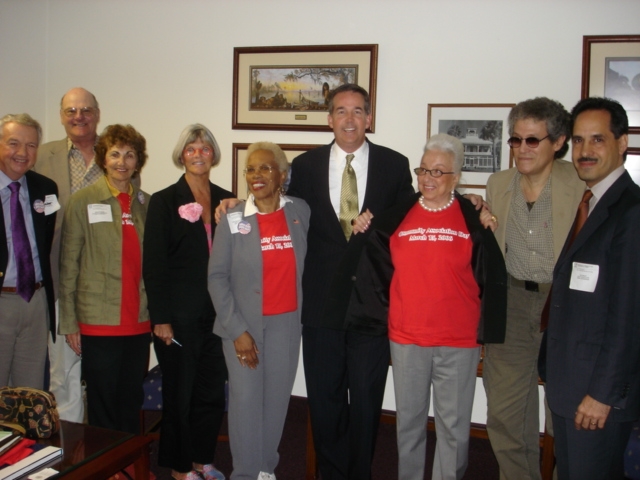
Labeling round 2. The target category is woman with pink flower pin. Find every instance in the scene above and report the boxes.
[143,124,233,480]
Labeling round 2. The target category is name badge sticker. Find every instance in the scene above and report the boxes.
[227,212,243,234]
[88,204,113,224]
[44,194,61,216]
[569,262,599,293]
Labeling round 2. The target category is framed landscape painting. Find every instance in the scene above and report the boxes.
[232,44,378,132]
[582,35,640,134]
[427,103,515,189]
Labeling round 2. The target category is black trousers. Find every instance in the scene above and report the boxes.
[303,325,390,480]
[552,411,633,480]
[81,333,150,434]
[154,318,227,473]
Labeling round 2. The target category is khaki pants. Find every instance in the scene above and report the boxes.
[483,284,545,480]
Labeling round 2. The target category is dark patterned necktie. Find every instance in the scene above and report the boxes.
[339,153,358,240]
[8,182,36,302]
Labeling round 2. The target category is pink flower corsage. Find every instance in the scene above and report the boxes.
[178,202,203,223]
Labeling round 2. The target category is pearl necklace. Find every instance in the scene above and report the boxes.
[419,191,455,212]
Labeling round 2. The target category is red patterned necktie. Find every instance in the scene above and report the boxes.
[540,189,593,331]
[568,189,593,247]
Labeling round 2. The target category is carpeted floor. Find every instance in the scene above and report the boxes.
[148,396,500,479]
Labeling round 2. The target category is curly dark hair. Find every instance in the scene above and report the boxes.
[95,124,147,179]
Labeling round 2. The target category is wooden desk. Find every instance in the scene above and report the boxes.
[38,421,153,480]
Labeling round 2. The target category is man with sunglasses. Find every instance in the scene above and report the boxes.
[34,87,139,424]
[482,97,585,480]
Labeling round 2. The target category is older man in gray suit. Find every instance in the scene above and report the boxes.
[33,87,102,422]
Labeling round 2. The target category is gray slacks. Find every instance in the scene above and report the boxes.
[0,288,48,388]
[223,310,301,480]
[391,341,481,480]
[483,284,546,480]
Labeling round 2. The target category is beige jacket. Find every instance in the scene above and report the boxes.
[486,159,586,263]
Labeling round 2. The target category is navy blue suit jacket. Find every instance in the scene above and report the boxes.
[0,170,58,339]
[287,139,414,330]
[545,171,640,422]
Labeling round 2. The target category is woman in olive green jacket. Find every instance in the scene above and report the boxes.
[59,124,150,434]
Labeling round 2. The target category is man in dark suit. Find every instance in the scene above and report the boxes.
[286,84,414,479]
[544,97,640,479]
[0,113,58,389]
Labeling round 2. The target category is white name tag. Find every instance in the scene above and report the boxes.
[569,262,599,292]
[87,204,113,224]
[44,194,61,216]
[227,212,243,234]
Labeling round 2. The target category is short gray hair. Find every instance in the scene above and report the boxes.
[245,142,289,182]
[171,123,221,169]
[508,97,570,159]
[0,113,43,144]
[424,134,464,174]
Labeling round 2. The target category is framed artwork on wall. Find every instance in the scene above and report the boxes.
[427,103,515,189]
[232,44,378,132]
[232,143,322,198]
[581,35,640,134]
[627,147,640,186]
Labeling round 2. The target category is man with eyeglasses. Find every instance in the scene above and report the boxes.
[481,97,585,480]
[34,87,137,423]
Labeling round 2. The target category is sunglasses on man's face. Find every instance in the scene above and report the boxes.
[507,135,550,149]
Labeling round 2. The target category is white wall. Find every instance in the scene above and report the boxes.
[2,0,639,427]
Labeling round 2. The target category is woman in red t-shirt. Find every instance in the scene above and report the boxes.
[59,124,150,435]
[208,142,310,480]
[350,134,507,480]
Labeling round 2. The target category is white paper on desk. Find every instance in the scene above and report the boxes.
[0,446,62,480]
[27,467,58,479]
[569,262,599,293]
[87,204,113,224]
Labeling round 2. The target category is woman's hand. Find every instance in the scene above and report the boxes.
[65,332,82,356]
[463,193,488,211]
[153,323,174,346]
[480,206,498,232]
[234,331,260,369]
[351,209,374,235]
[214,198,243,224]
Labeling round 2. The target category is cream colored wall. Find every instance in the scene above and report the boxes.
[2,0,639,427]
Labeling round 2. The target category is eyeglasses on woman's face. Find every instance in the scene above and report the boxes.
[413,167,455,178]
[244,164,276,175]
